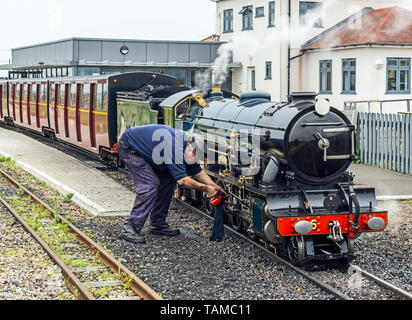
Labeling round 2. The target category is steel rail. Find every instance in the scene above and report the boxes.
[0,195,95,300]
[349,264,412,300]
[0,168,162,300]
[176,199,353,301]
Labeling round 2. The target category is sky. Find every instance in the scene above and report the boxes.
[0,0,216,67]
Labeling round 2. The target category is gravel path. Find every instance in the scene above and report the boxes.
[0,203,74,300]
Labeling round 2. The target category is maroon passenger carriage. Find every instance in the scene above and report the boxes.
[0,72,182,161]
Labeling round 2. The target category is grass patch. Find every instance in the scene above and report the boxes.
[0,156,13,164]
[63,193,74,203]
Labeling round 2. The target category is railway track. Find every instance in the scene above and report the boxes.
[176,199,412,301]
[347,264,412,300]
[0,168,162,300]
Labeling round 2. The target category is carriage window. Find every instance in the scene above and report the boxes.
[50,85,55,105]
[176,99,190,119]
[70,84,80,107]
[102,83,108,110]
[39,85,45,104]
[96,83,107,110]
[15,85,20,102]
[60,84,66,105]
[22,84,27,101]
[96,84,103,111]
[69,85,76,106]
[91,84,97,110]
[29,85,34,102]
[82,84,90,108]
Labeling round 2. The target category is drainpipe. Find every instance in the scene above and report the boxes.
[287,0,291,102]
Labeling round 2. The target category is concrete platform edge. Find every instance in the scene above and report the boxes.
[376,195,412,201]
[0,150,129,217]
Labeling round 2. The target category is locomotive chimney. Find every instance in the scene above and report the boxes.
[289,92,317,104]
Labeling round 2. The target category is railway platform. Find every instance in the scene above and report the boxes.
[0,127,134,217]
[348,163,412,200]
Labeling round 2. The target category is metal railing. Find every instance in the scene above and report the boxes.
[357,112,412,174]
[345,98,412,114]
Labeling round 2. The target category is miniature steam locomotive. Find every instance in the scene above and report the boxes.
[0,72,388,265]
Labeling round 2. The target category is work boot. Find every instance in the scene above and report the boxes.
[149,223,180,237]
[119,221,146,244]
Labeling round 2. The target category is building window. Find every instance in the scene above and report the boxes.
[319,60,332,93]
[256,7,264,18]
[299,2,323,28]
[240,6,253,31]
[223,9,233,33]
[387,58,410,94]
[342,58,356,94]
[265,61,272,80]
[268,1,275,27]
[167,68,186,86]
[251,69,256,90]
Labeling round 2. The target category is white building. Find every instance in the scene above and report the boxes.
[212,0,412,112]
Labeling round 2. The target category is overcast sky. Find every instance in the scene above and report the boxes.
[0,0,216,65]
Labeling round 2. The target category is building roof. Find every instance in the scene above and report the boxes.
[302,6,412,51]
[201,34,219,42]
[0,37,232,71]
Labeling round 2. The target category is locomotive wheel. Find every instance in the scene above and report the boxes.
[244,221,259,241]
[339,237,356,265]
[287,236,306,266]
[230,213,243,232]
[347,237,355,255]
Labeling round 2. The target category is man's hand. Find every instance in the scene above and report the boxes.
[194,170,228,197]
[206,185,221,197]
[214,185,227,197]
[177,171,228,198]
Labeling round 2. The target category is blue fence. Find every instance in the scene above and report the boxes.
[357,112,412,174]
